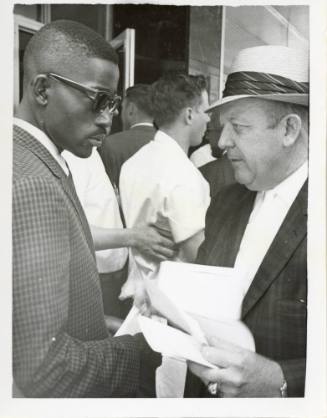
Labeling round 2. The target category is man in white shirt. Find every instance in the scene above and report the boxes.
[119,73,211,299]
[118,73,211,397]
[187,45,309,398]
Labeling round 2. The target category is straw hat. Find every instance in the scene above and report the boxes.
[208,45,309,110]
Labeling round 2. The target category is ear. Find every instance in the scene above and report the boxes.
[184,107,193,126]
[32,74,49,106]
[279,113,302,147]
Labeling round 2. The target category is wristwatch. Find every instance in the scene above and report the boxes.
[279,380,288,397]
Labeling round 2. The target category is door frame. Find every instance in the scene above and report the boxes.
[110,28,135,91]
[14,15,44,110]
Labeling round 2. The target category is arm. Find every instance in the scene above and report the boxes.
[13,178,142,397]
[90,223,177,262]
[178,230,204,262]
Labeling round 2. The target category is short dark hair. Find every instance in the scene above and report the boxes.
[151,73,208,127]
[23,19,118,88]
[124,84,153,117]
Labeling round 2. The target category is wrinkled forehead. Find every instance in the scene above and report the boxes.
[219,97,271,122]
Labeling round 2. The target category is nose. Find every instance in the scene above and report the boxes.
[218,123,234,150]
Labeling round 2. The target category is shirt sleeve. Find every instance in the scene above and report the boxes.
[164,179,210,243]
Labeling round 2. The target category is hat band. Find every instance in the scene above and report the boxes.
[223,71,309,98]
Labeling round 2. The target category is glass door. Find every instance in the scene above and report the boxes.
[109,28,135,133]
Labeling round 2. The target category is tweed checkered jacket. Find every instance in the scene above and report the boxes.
[12,125,144,397]
[196,182,307,397]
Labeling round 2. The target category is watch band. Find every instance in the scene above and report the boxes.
[279,380,288,397]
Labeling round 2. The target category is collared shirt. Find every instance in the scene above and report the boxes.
[14,117,69,175]
[63,149,128,274]
[234,162,308,296]
[119,129,210,296]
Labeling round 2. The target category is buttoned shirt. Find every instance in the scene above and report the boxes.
[63,149,128,273]
[234,162,308,296]
[119,129,210,297]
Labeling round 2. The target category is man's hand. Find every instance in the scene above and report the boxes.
[131,223,177,262]
[188,336,285,397]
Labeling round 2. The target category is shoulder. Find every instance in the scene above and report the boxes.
[208,183,250,214]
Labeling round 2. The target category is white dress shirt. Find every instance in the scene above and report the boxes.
[63,149,128,274]
[234,162,308,296]
[119,129,210,296]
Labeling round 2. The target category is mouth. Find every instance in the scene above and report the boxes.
[228,156,243,164]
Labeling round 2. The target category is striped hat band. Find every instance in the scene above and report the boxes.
[223,71,309,98]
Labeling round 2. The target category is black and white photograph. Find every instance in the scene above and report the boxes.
[0,0,326,417]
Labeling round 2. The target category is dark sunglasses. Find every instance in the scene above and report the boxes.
[47,72,121,114]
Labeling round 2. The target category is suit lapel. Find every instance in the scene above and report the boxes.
[207,186,256,267]
[241,181,308,318]
[14,125,95,256]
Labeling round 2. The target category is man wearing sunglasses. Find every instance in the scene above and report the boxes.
[13,20,160,397]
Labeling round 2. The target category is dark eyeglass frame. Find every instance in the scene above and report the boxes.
[47,72,121,114]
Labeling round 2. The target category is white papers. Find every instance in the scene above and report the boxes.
[117,260,255,366]
[115,306,141,336]
[138,315,216,369]
[157,261,244,321]
[145,277,207,344]
[192,314,255,351]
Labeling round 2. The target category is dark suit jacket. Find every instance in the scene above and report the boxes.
[12,125,148,397]
[199,157,236,197]
[99,125,156,188]
[187,182,307,397]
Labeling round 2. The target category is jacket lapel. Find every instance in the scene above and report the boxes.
[241,181,308,318]
[14,125,95,255]
[207,186,256,267]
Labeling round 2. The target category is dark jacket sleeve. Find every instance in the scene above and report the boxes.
[12,178,143,397]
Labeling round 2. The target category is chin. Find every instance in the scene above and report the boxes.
[72,147,93,159]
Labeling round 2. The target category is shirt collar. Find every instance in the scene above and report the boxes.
[14,117,69,175]
[130,122,154,129]
[154,130,188,156]
[263,161,308,206]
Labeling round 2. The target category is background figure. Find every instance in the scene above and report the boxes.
[119,73,211,397]
[13,19,160,398]
[189,140,216,168]
[99,83,156,191]
[198,108,235,197]
[63,148,176,322]
[186,45,309,398]
[119,73,211,300]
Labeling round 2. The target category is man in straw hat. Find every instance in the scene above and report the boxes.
[186,45,309,397]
